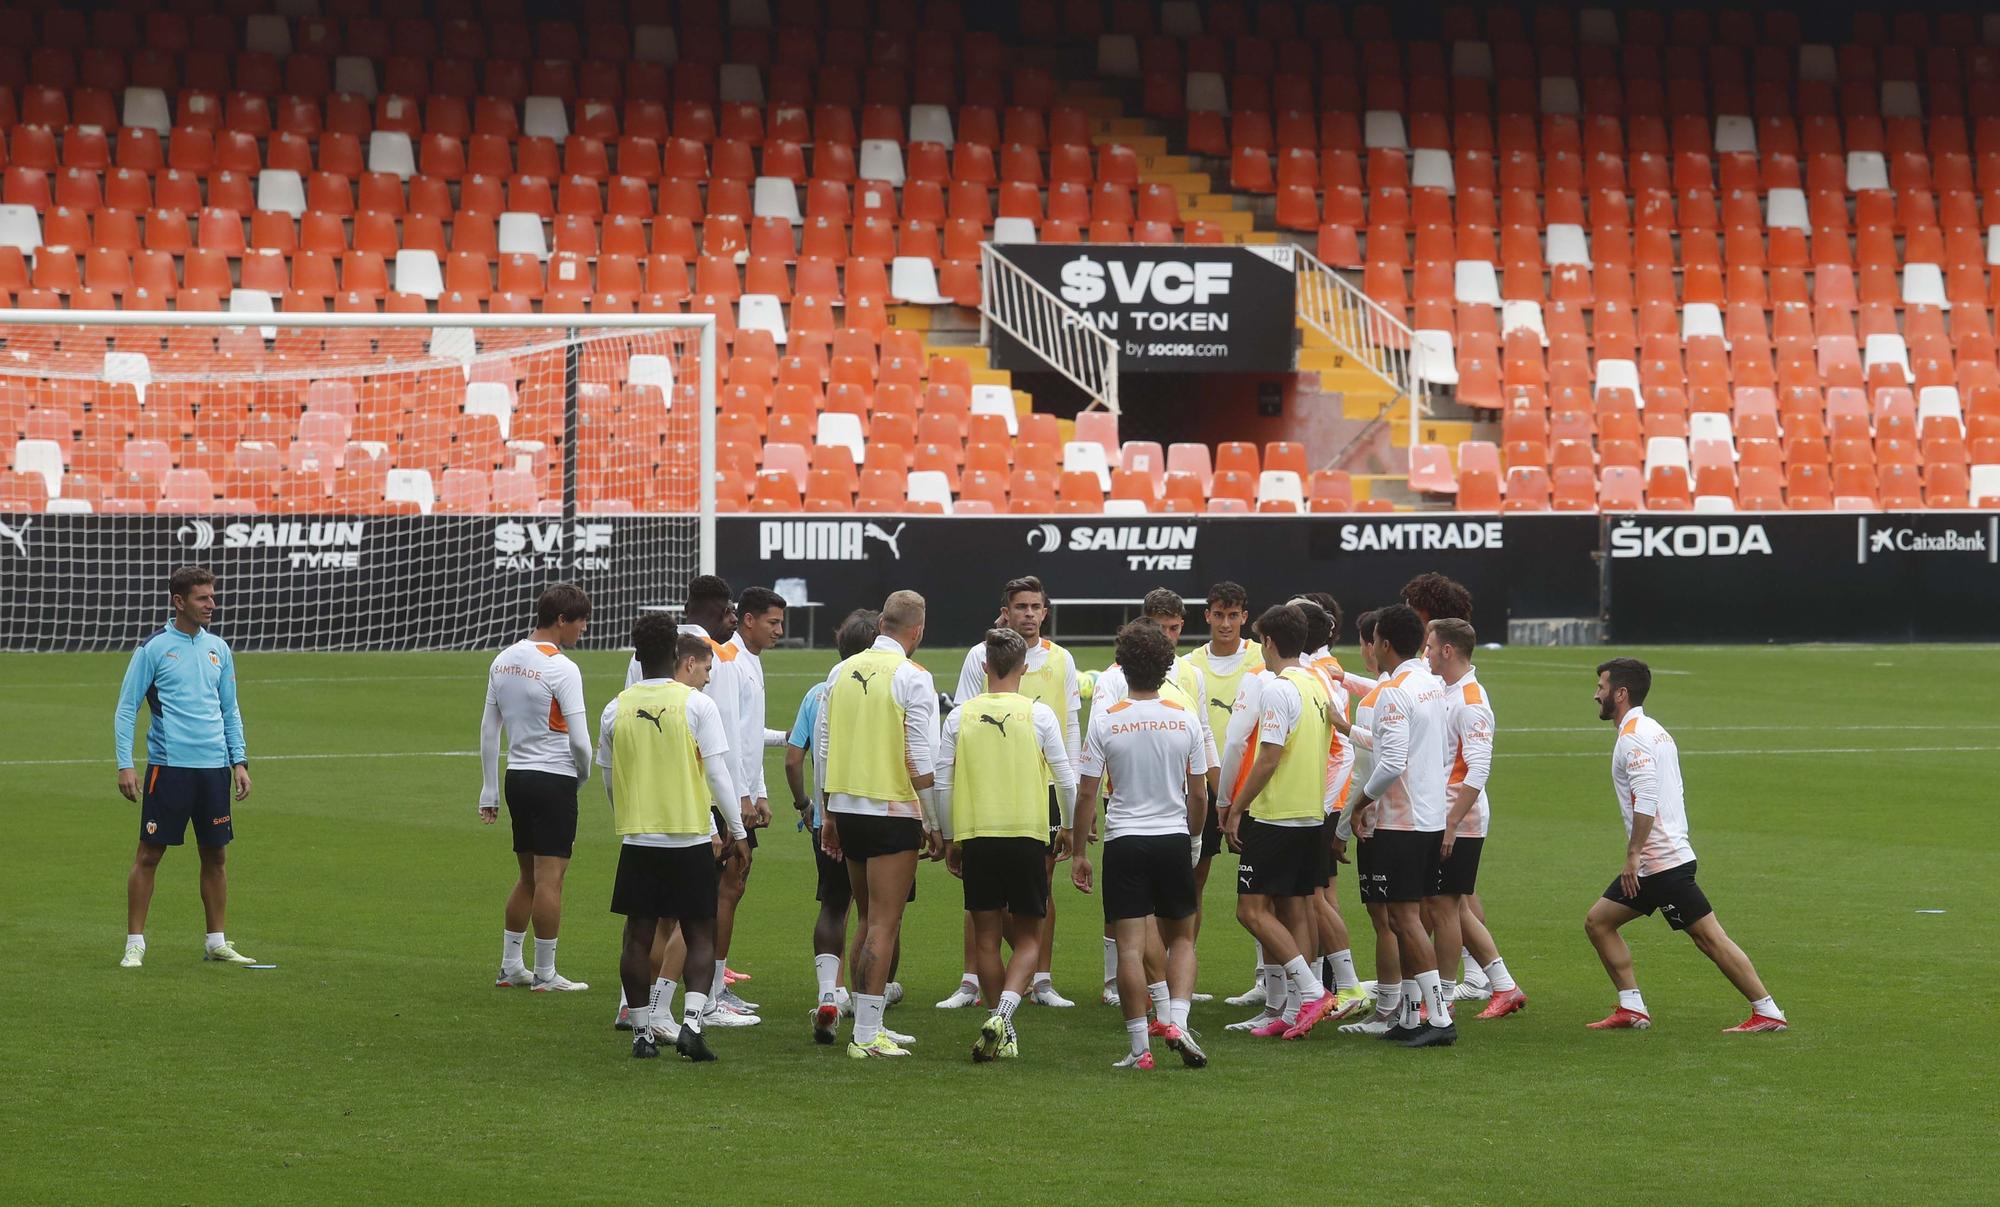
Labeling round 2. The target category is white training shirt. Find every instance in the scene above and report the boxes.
[626,624,751,806]
[1360,657,1448,832]
[1441,667,1495,838]
[1078,695,1209,840]
[1611,706,1697,875]
[595,680,741,848]
[485,637,589,777]
[954,637,1081,764]
[1089,658,1221,767]
[934,698,1077,841]
[1305,646,1356,813]
[728,631,770,801]
[812,634,940,820]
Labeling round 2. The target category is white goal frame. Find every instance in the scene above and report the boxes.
[0,308,720,574]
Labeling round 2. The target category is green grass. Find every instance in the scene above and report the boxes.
[4,643,1997,1204]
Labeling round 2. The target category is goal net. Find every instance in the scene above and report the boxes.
[0,311,716,652]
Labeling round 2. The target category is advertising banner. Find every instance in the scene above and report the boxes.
[988,244,1297,373]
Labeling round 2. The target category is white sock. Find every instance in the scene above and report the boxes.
[1260,964,1284,1008]
[205,931,226,951]
[1376,981,1402,1014]
[998,989,1022,1021]
[1750,995,1785,1020]
[1169,998,1190,1029]
[683,991,707,1030]
[1283,955,1326,1001]
[127,933,146,951]
[713,959,728,995]
[1484,957,1517,992]
[1401,978,1422,1027]
[1328,949,1359,991]
[814,953,840,998]
[1618,988,1648,1015]
[533,937,557,978]
[1416,969,1449,1027]
[1125,1016,1149,1057]
[1147,981,1171,1020]
[631,1004,651,1035]
[1462,947,1488,986]
[855,992,886,1044]
[652,977,672,1016]
[962,970,981,989]
[1281,983,1302,1024]
[1441,978,1459,1000]
[1252,939,1264,970]
[502,929,526,970]
[1032,971,1052,988]
[1103,937,1118,983]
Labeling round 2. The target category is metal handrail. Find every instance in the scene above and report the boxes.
[978,244,1120,413]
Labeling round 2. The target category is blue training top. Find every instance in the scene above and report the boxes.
[787,680,829,827]
[114,625,247,770]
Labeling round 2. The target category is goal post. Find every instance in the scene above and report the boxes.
[0,309,717,652]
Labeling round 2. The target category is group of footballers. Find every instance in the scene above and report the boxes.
[109,560,1789,1063]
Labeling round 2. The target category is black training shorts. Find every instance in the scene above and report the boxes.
[610,842,719,921]
[831,811,924,862]
[139,764,233,847]
[505,769,578,858]
[1435,836,1484,896]
[1236,817,1326,898]
[1602,859,1714,931]
[960,836,1051,917]
[1102,833,1199,922]
[1358,827,1442,904]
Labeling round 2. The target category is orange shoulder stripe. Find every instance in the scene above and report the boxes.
[1158,698,1184,711]
[1106,699,1133,714]
[1462,681,1484,705]
[1619,717,1641,737]
[535,642,559,656]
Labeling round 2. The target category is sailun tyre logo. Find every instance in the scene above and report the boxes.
[1026,524,1063,553]
[1022,523,1197,571]
[176,519,217,550]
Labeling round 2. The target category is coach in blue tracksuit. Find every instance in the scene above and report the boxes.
[113,565,256,969]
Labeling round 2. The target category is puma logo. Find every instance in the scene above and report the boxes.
[862,521,906,559]
[0,517,28,559]
[635,708,666,733]
[1210,697,1229,712]
[977,712,1010,738]
[850,669,877,694]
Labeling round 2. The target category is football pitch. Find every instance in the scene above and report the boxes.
[4,642,1994,1204]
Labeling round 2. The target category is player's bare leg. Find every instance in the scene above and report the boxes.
[847,849,917,1055]
[1684,913,1771,1001]
[127,842,165,934]
[1425,893,1463,992]
[529,853,567,940]
[1582,897,1656,1029]
[1234,893,1331,1036]
[1028,852,1071,1006]
[504,851,535,935]
[196,844,227,932]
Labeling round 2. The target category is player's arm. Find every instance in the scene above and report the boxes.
[1036,702,1078,830]
[559,668,592,785]
[1184,726,1211,845]
[693,696,748,855]
[217,644,251,800]
[1229,741,1286,832]
[736,666,769,816]
[953,646,983,707]
[113,641,153,799]
[1619,739,1659,894]
[933,711,959,841]
[1442,704,1493,849]
[1354,689,1410,825]
[595,700,617,809]
[478,684,504,819]
[623,654,642,689]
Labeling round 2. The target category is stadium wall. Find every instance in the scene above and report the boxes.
[3,513,1995,652]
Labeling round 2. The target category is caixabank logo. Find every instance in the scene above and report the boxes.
[1609,519,1773,558]
[1857,516,1998,564]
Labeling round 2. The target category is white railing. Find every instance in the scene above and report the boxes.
[1292,247,1428,452]
[979,244,1120,413]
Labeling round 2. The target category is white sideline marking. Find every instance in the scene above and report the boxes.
[1511,724,2000,734]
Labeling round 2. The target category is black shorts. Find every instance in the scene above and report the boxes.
[713,806,758,851]
[1048,785,1063,845]
[1319,813,1342,884]
[1236,818,1326,898]
[505,769,578,858]
[961,836,1051,917]
[812,826,853,909]
[610,842,719,921]
[1199,786,1223,860]
[1357,827,1442,904]
[831,810,924,862]
[1436,835,1484,896]
[1103,833,1199,922]
[1603,859,1714,931]
[139,764,233,847]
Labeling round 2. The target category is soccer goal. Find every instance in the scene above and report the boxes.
[0,310,717,652]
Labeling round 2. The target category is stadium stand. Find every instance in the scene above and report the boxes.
[3,2,2000,514]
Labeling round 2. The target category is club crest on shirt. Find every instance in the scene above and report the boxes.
[208,650,221,666]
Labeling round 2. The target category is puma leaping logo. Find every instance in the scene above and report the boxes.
[0,517,29,559]
[977,712,1010,738]
[635,708,666,734]
[863,521,906,560]
[1209,697,1229,713]
[850,669,877,694]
